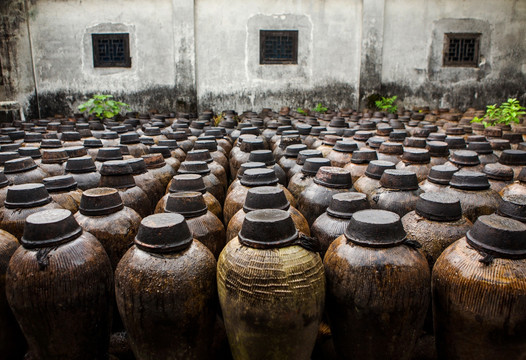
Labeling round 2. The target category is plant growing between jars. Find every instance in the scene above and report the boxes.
[375,96,398,114]
[471,98,525,128]
[78,94,131,121]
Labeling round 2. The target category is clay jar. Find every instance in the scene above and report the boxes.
[426,141,450,166]
[163,191,225,258]
[287,157,331,201]
[248,149,287,186]
[142,153,176,190]
[353,160,396,207]
[287,149,323,179]
[483,162,514,192]
[402,192,472,267]
[43,174,83,213]
[186,149,227,188]
[446,170,502,223]
[120,132,149,158]
[311,192,369,256]
[226,186,309,242]
[115,213,217,360]
[194,139,229,171]
[432,214,526,360]
[500,167,526,197]
[218,209,325,360]
[75,187,142,270]
[3,156,48,185]
[444,150,484,172]
[0,183,64,239]
[324,209,430,360]
[499,149,526,179]
[377,142,404,164]
[343,148,378,183]
[226,161,266,195]
[99,160,152,218]
[369,169,422,217]
[177,160,225,204]
[278,144,308,180]
[95,147,124,171]
[39,148,68,176]
[327,140,358,168]
[0,229,25,359]
[224,168,296,226]
[6,209,113,360]
[230,137,265,180]
[65,156,101,190]
[0,171,10,207]
[149,145,181,174]
[396,148,433,182]
[498,194,526,223]
[127,157,165,209]
[467,141,499,165]
[419,164,458,193]
[158,139,187,163]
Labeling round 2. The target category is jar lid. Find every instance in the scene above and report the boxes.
[445,136,466,149]
[240,127,260,136]
[489,138,511,151]
[364,160,396,180]
[243,186,290,212]
[240,168,279,187]
[3,156,37,174]
[284,144,308,157]
[178,160,211,175]
[449,170,490,190]
[279,134,302,149]
[237,162,266,179]
[0,151,21,165]
[402,148,430,164]
[519,168,526,183]
[327,192,368,219]
[65,146,87,158]
[466,214,526,259]
[5,183,52,208]
[313,166,352,189]
[140,136,155,145]
[344,209,406,247]
[376,125,393,136]
[0,170,9,188]
[238,209,298,249]
[426,141,449,157]
[412,129,431,138]
[96,147,123,162]
[503,132,523,144]
[415,192,462,222]
[165,191,208,218]
[61,131,81,141]
[498,194,526,223]
[204,128,223,138]
[483,163,514,181]
[427,164,458,185]
[379,142,403,155]
[110,125,127,133]
[302,158,331,175]
[126,158,147,175]
[83,139,103,148]
[194,140,217,152]
[169,174,206,194]
[100,160,133,176]
[388,130,408,142]
[24,132,43,143]
[148,145,171,159]
[403,137,427,148]
[467,141,493,155]
[65,156,96,173]
[446,127,465,136]
[135,213,193,253]
[350,149,378,164]
[296,124,312,135]
[322,135,342,146]
[79,187,124,216]
[449,150,481,166]
[427,133,446,142]
[353,130,374,142]
[101,131,119,139]
[296,149,322,165]
[43,174,78,192]
[249,150,276,166]
[141,154,166,170]
[21,209,83,249]
[120,133,141,144]
[42,149,68,164]
[380,169,419,190]
[366,137,384,149]
[499,149,526,166]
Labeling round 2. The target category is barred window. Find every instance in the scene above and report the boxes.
[92,33,131,68]
[443,33,480,67]
[260,30,298,65]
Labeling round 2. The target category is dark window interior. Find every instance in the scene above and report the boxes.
[443,33,481,67]
[92,33,131,68]
[260,30,298,65]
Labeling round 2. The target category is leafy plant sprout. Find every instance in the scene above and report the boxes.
[78,94,131,121]
[471,98,525,128]
[375,96,398,114]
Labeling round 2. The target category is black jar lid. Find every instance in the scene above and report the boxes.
[353,130,374,142]
[96,147,123,162]
[379,142,403,155]
[502,132,523,144]
[366,137,384,149]
[415,192,462,222]
[467,141,493,154]
[279,134,302,149]
[64,146,87,158]
[483,163,514,181]
[0,171,9,188]
[100,159,134,176]
[101,131,119,140]
[135,213,193,253]
[309,126,326,136]
[284,144,308,157]
[449,170,490,190]
[445,136,466,149]
[302,158,331,176]
[243,186,290,212]
[333,140,358,153]
[150,145,173,159]
[402,148,430,164]
[388,130,408,142]
[413,128,431,138]
[65,156,96,173]
[313,166,352,189]
[296,124,312,135]
[3,156,37,174]
[240,138,265,153]
[240,168,279,187]
[466,135,487,143]
[427,164,458,185]
[240,127,260,136]
[297,149,322,165]
[0,151,21,165]
[204,128,223,138]
[120,132,141,144]
[427,133,446,142]
[41,149,68,164]
[21,209,83,249]
[403,137,427,148]
[466,214,526,259]
[23,132,43,143]
[449,150,481,166]
[158,139,179,150]
[142,154,167,169]
[110,125,127,134]
[125,158,147,175]
[376,124,393,136]
[499,149,526,166]
[178,160,211,175]
[498,194,526,223]
[327,192,368,219]
[322,135,342,146]
[101,165,136,190]
[238,209,298,249]
[171,131,189,142]
[249,150,275,166]
[138,136,154,146]
[83,139,103,148]
[237,162,266,179]
[0,143,20,153]
[350,149,378,164]
[276,125,293,135]
[169,174,206,194]
[5,183,51,208]
[194,139,218,152]
[489,138,511,151]
[43,174,78,192]
[344,209,406,247]
[426,141,449,157]
[446,127,465,136]
[165,191,208,218]
[380,169,419,190]
[79,187,124,216]
[61,131,81,141]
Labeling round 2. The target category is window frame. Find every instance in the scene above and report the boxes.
[442,32,481,68]
[92,33,132,68]
[259,30,299,65]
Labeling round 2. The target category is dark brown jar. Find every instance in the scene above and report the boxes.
[297,166,353,226]
[0,183,63,239]
[95,147,124,171]
[354,160,396,207]
[498,194,526,223]
[287,157,331,200]
[396,148,432,182]
[248,149,287,186]
[127,157,165,209]
[444,149,485,172]
[226,186,309,242]
[186,149,227,188]
[230,137,265,180]
[120,132,149,158]
[65,156,101,191]
[115,213,216,360]
[60,131,83,147]
[163,192,225,258]
[343,148,378,183]
[419,164,458,193]
[432,214,526,360]
[0,171,10,207]
[377,141,403,164]
[203,128,233,155]
[0,229,25,359]
[142,153,176,191]
[426,141,449,166]
[316,134,340,157]
[278,144,309,180]
[75,187,141,270]
[499,149,526,180]
[224,168,296,226]
[324,209,430,360]
[6,209,113,360]
[158,139,187,163]
[99,160,152,218]
[500,167,526,197]
[226,161,266,196]
[178,160,225,204]
[39,148,68,176]
[218,209,325,360]
[327,140,358,168]
[467,141,499,165]
[402,192,472,267]
[194,139,229,171]
[149,145,181,173]
[83,138,104,160]
[483,162,514,192]
[311,192,369,256]
[274,133,303,161]
[370,169,422,217]
[446,170,502,223]
[3,156,48,185]
[287,149,322,179]
[43,174,83,213]
[170,131,194,153]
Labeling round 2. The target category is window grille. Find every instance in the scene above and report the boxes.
[443,33,480,67]
[260,30,298,65]
[92,33,131,68]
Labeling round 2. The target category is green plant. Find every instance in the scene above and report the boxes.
[78,94,130,121]
[312,103,328,114]
[375,96,398,114]
[471,98,525,128]
[297,107,308,115]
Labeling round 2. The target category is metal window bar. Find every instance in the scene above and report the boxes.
[260,30,298,65]
[92,33,131,68]
[443,33,480,67]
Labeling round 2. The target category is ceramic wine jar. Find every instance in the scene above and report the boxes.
[419,164,458,193]
[3,156,48,185]
[142,153,176,190]
[163,192,225,258]
[230,137,265,180]
[444,150,484,172]
[6,209,113,360]
[178,160,225,204]
[65,156,101,190]
[226,186,309,242]
[287,157,331,200]
[218,209,325,360]
[498,149,526,179]
[327,140,358,168]
[278,144,308,180]
[353,160,396,207]
[248,149,287,186]
[186,149,227,188]
[483,163,514,192]
[324,209,430,360]
[402,192,472,267]
[343,148,378,183]
[370,169,422,217]
[226,162,266,196]
[115,213,217,360]
[432,214,526,360]
[120,132,149,158]
[287,149,323,179]
[43,174,83,213]
[500,167,526,197]
[396,148,433,182]
[127,157,165,209]
[39,148,68,176]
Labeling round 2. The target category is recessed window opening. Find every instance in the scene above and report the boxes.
[92,33,131,68]
[260,30,298,65]
[443,33,481,67]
